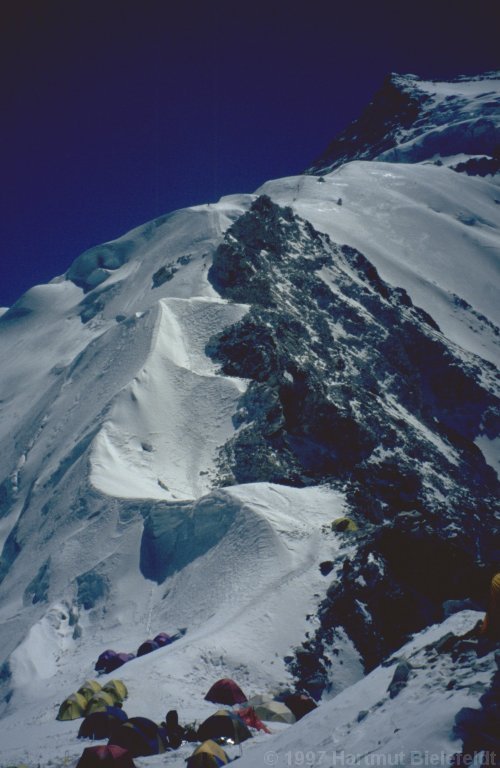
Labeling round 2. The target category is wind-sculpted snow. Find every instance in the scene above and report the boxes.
[67,239,136,291]
[90,297,248,501]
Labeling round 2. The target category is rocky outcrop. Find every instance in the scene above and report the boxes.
[207,194,500,690]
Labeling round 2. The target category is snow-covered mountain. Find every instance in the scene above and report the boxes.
[307,71,500,175]
[0,72,499,766]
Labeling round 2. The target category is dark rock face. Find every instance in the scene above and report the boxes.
[207,194,500,690]
[388,660,412,698]
[306,74,426,174]
[454,652,500,757]
[76,570,109,610]
[320,561,334,576]
[318,514,492,671]
[208,195,498,499]
[23,559,51,605]
[152,264,178,287]
[452,155,500,177]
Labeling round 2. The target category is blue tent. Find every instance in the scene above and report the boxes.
[109,717,167,757]
[78,707,128,740]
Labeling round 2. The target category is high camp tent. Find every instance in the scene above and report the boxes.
[95,651,134,674]
[102,680,128,702]
[86,692,117,715]
[253,700,296,724]
[186,740,229,767]
[197,709,252,744]
[76,744,135,768]
[136,639,159,657]
[78,680,102,702]
[109,717,167,757]
[95,650,118,673]
[247,693,272,707]
[78,707,128,740]
[153,632,172,647]
[204,678,247,705]
[57,692,88,721]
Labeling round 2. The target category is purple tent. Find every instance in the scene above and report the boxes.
[153,633,172,647]
[136,640,159,657]
[95,646,137,674]
[95,650,118,673]
[110,653,135,670]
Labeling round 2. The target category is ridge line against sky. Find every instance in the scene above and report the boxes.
[1,0,500,307]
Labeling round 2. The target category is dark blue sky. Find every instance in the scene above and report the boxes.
[2,0,499,307]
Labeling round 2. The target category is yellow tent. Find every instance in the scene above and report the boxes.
[187,740,229,767]
[102,679,128,702]
[57,692,87,721]
[331,517,358,532]
[77,679,102,701]
[85,691,116,714]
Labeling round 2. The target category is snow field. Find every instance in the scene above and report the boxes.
[0,483,349,766]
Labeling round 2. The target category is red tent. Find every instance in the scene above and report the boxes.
[204,678,247,705]
[282,693,317,720]
[76,744,135,768]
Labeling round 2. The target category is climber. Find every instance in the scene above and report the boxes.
[433,573,500,654]
[160,710,185,750]
[478,572,500,641]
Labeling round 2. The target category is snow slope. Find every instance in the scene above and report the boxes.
[236,611,497,767]
[0,607,496,767]
[0,482,354,765]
